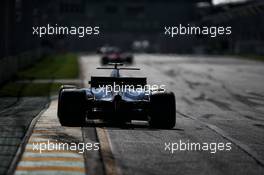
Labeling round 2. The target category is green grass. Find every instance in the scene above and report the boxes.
[247,55,264,62]
[0,53,80,97]
[236,55,264,62]
[18,53,79,79]
[0,82,64,97]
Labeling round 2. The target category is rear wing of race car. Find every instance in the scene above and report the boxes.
[89,76,147,88]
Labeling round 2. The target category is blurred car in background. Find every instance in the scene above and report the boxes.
[98,46,133,65]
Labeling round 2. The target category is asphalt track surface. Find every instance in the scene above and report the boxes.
[7,54,264,175]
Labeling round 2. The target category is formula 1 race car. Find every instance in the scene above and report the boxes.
[57,63,176,128]
[99,47,133,65]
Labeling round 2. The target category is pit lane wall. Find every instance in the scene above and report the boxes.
[0,0,49,85]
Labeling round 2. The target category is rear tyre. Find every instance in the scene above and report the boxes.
[101,57,108,65]
[149,92,176,129]
[58,89,87,126]
[126,56,133,64]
